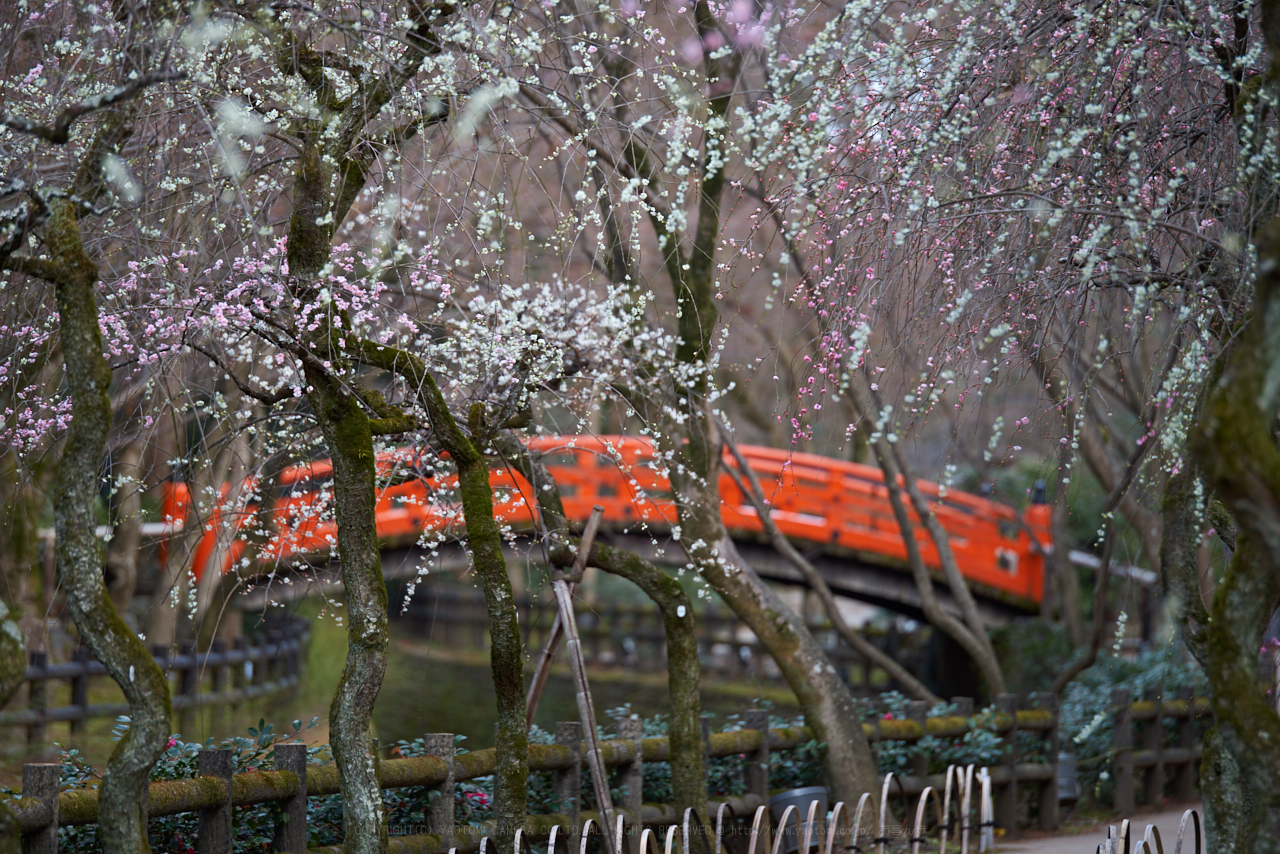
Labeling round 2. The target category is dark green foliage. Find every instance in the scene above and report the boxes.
[991,619,1075,697]
[1056,648,1206,808]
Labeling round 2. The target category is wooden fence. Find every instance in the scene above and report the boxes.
[4,691,1211,854]
[2,616,310,746]
[393,585,925,692]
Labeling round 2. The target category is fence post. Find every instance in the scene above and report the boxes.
[1039,693,1059,831]
[995,693,1018,831]
[1143,687,1164,808]
[273,743,308,854]
[906,701,929,779]
[69,648,89,743]
[618,717,644,815]
[555,721,582,848]
[22,762,59,854]
[424,733,455,840]
[951,697,974,718]
[701,717,712,787]
[198,748,233,854]
[26,651,46,750]
[745,709,770,802]
[618,717,643,854]
[1174,686,1196,801]
[1112,688,1134,815]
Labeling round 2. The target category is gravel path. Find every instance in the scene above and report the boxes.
[997,805,1204,854]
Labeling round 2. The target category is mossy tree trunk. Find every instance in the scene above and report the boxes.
[1189,212,1280,851]
[413,378,528,852]
[285,136,391,854]
[349,345,530,852]
[1,66,180,847]
[5,200,173,854]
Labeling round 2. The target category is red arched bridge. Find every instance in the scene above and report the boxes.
[163,436,1051,623]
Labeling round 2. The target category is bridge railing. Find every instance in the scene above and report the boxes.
[163,436,1051,611]
[2,616,309,748]
[5,692,1210,853]
[391,583,927,692]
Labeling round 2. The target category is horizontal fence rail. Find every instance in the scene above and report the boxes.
[4,692,1211,854]
[4,617,309,745]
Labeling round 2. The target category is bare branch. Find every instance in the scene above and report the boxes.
[0,70,185,145]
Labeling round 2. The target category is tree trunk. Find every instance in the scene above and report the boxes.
[1051,476,1085,647]
[45,201,173,854]
[419,387,528,851]
[305,367,390,854]
[667,414,881,809]
[288,139,389,854]
[1189,212,1280,850]
[509,436,709,824]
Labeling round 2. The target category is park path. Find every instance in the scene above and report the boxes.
[997,805,1202,854]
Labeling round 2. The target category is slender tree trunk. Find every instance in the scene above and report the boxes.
[288,140,389,854]
[1052,475,1085,647]
[419,386,528,851]
[43,201,172,854]
[667,411,881,809]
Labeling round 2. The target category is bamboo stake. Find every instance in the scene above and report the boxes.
[525,506,604,727]
[550,506,616,854]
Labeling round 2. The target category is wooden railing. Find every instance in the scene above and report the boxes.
[4,617,309,746]
[4,692,1210,854]
[392,585,926,692]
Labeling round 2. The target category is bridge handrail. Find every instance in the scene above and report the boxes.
[161,435,1051,610]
